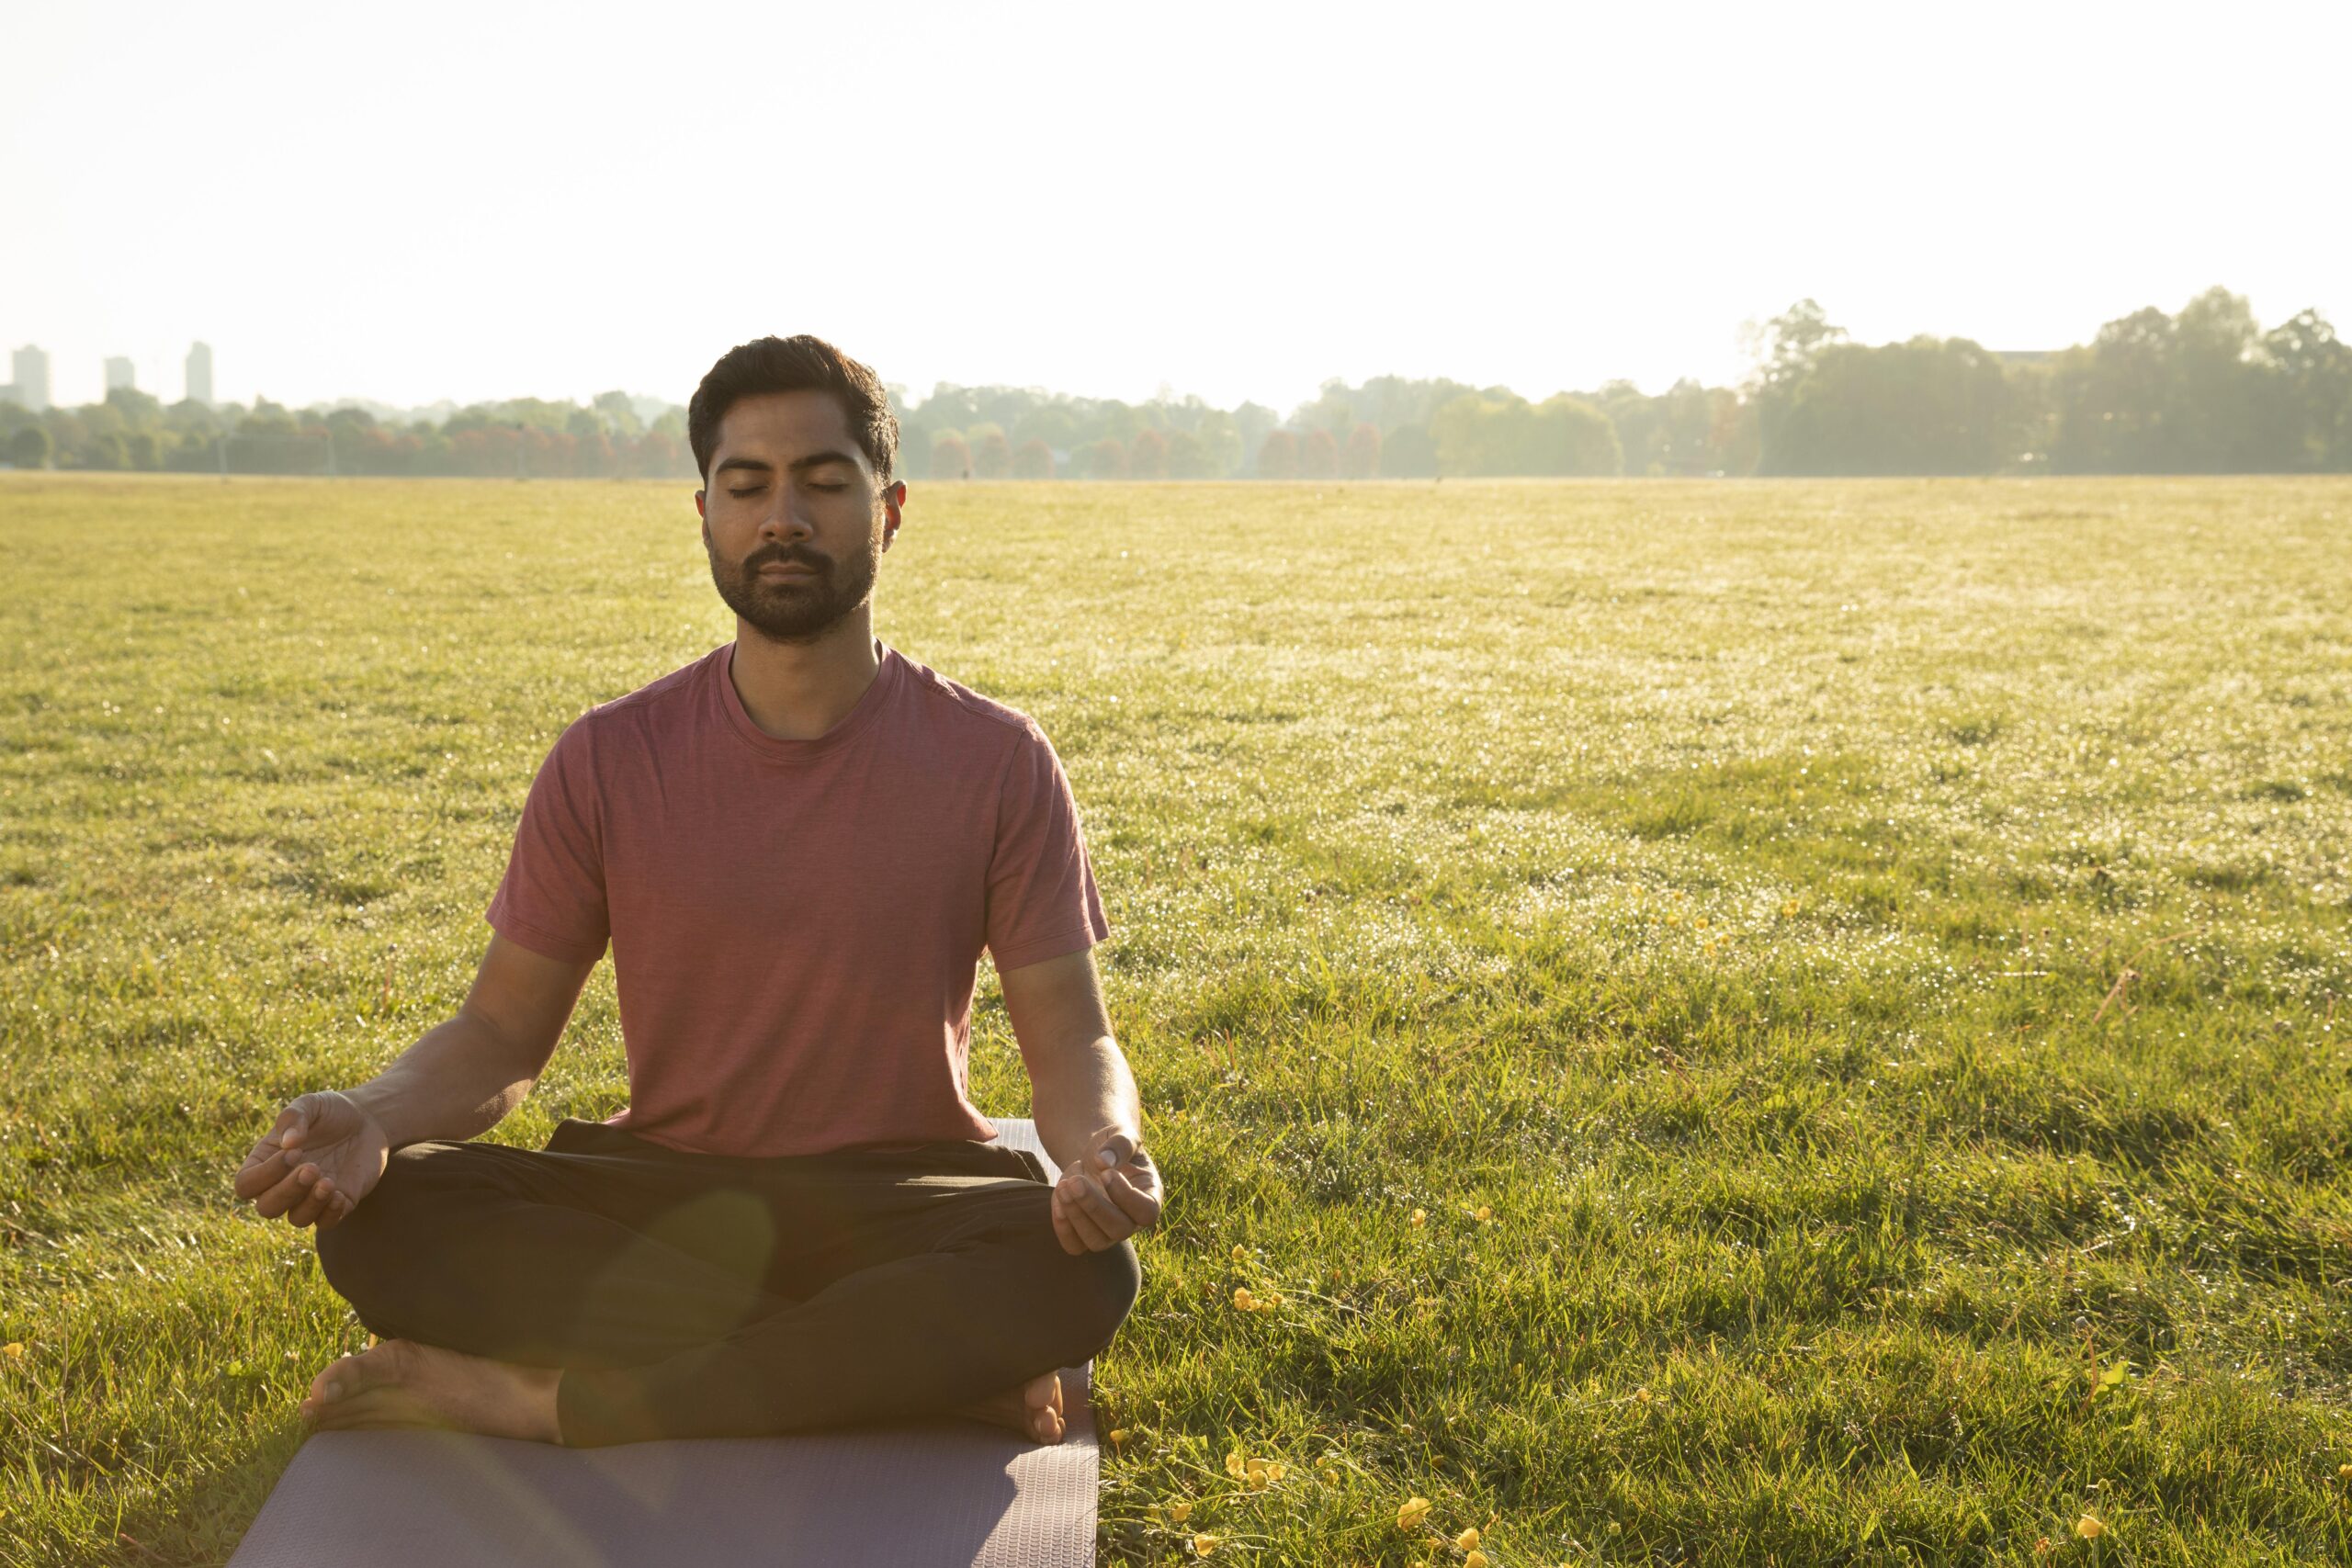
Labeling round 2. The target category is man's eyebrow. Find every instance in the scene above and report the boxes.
[786,449,861,473]
[713,457,775,477]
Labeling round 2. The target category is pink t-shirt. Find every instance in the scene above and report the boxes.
[484,638,1111,1157]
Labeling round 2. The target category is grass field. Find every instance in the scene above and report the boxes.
[2,472,2349,1566]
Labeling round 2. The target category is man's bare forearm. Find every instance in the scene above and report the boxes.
[1028,1033,1143,1174]
[343,1010,549,1149]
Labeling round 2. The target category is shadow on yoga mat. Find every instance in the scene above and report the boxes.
[228,1118,1099,1568]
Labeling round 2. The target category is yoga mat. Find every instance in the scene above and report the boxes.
[228,1118,1098,1568]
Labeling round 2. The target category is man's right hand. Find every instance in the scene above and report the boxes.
[234,1090,392,1231]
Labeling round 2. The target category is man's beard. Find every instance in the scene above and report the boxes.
[708,529,879,644]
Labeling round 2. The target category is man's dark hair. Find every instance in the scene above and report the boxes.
[688,334,900,484]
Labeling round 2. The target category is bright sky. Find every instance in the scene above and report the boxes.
[5,0,2346,414]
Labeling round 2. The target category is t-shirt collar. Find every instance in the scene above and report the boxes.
[716,636,900,762]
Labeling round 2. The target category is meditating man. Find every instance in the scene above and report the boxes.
[232,334,1159,1449]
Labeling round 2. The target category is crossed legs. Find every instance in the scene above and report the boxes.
[309,1122,1139,1447]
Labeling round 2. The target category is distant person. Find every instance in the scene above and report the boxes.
[233,334,1158,1447]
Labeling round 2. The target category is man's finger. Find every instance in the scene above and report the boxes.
[287,1182,334,1229]
[232,1145,293,1200]
[1056,1185,1117,1251]
[1061,1171,1127,1236]
[252,1162,322,1220]
[1102,1168,1161,1229]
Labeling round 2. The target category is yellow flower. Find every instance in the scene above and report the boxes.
[1634,1386,1653,1403]
[1227,1450,1250,1479]
[2075,1515,2105,1540]
[1265,1461,1285,1483]
[1397,1495,1434,1529]
[1475,1205,1492,1223]
[1694,915,1710,929]
[1781,899,1800,918]
[1246,1461,1271,1491]
[1107,1428,1130,1447]
[1232,1245,1248,1262]
[1232,1287,1258,1312]
[2340,1463,2352,1480]
[1465,1553,1489,1568]
[1410,1208,1427,1226]
[2,1343,24,1359]
[1167,1500,1193,1524]
[1455,1526,1482,1550]
[1192,1531,1222,1556]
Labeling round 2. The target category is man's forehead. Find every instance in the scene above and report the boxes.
[713,390,865,466]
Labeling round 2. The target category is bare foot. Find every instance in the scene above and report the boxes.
[952,1370,1067,1444]
[299,1338,563,1444]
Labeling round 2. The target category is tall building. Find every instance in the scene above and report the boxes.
[105,356,136,393]
[9,345,51,412]
[186,342,214,406]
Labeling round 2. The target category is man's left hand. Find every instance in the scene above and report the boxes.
[1051,1127,1162,1256]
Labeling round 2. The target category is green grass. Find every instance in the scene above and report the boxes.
[2,472,2348,1566]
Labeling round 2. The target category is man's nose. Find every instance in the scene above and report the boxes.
[757,495,814,539]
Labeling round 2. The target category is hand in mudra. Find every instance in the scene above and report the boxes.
[1051,1126,1162,1256]
[233,1090,391,1232]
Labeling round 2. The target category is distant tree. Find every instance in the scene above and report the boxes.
[1012,437,1055,479]
[1257,429,1300,480]
[1130,427,1169,479]
[1433,393,1621,476]
[1758,335,2016,475]
[9,425,51,468]
[124,429,163,470]
[1381,422,1438,476]
[1341,422,1381,479]
[1073,436,1128,479]
[84,430,130,470]
[2258,308,2352,470]
[591,390,644,438]
[1166,429,1216,479]
[931,432,972,479]
[1233,402,1278,474]
[1301,427,1339,479]
[973,430,1013,479]
[1192,408,1243,475]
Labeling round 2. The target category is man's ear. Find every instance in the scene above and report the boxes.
[880,480,906,548]
[694,488,707,521]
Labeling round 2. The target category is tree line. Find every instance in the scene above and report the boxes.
[6,287,2345,479]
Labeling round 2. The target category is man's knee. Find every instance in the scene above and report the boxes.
[1055,1236,1141,1361]
[313,1143,459,1332]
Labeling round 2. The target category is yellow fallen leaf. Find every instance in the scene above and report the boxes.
[1227,1450,1249,1478]
[1410,1208,1427,1226]
[1167,1500,1193,1524]
[1397,1495,1433,1529]
[1193,1531,1222,1557]
[1231,1245,1248,1262]
[1475,1205,1492,1223]
[1232,1287,1258,1312]
[2,1343,23,1359]
[1455,1526,1482,1550]
[1264,1462,1285,1483]
[1107,1428,1129,1447]
[1464,1551,1489,1568]
[2075,1516,2105,1540]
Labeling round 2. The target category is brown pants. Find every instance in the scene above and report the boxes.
[314,1118,1140,1447]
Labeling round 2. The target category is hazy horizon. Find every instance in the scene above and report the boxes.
[6,0,2346,413]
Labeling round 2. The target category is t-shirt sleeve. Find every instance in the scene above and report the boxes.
[485,716,611,964]
[984,719,1111,972]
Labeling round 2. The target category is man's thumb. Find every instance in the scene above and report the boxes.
[278,1100,313,1150]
